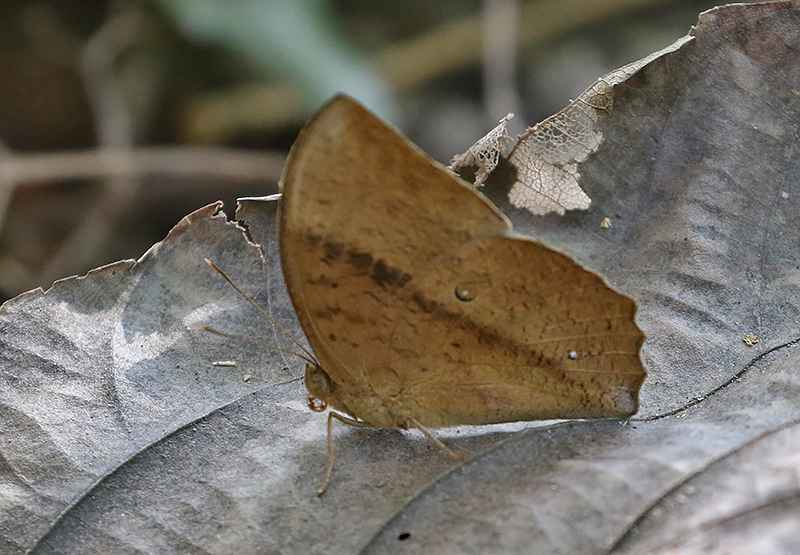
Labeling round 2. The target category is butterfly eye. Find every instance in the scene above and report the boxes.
[307,395,327,412]
[454,285,477,302]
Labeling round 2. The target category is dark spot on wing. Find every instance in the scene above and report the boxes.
[410,291,553,368]
[411,292,460,320]
[313,306,342,319]
[371,258,412,289]
[349,251,373,271]
[323,241,343,263]
[306,234,322,247]
[347,251,411,289]
[307,236,412,290]
[307,274,336,287]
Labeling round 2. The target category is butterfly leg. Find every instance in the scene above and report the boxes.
[317,411,371,496]
[406,416,465,462]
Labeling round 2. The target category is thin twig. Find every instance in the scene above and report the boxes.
[182,0,675,141]
[0,145,285,297]
[0,140,32,297]
[482,0,524,124]
[0,147,285,187]
[38,7,146,287]
[383,0,675,88]
[0,140,15,235]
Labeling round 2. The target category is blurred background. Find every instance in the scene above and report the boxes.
[0,0,723,302]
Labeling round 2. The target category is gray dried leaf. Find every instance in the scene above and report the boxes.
[503,34,692,216]
[452,36,691,217]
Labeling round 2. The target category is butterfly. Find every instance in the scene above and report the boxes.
[272,95,645,494]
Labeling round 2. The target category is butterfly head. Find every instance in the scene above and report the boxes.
[305,363,332,412]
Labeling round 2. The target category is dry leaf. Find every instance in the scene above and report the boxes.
[448,113,513,187]
[503,35,692,216]
[212,360,237,367]
[742,333,759,347]
[453,37,690,216]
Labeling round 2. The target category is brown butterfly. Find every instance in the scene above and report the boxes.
[272,95,645,494]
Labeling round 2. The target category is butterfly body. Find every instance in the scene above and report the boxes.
[280,95,645,432]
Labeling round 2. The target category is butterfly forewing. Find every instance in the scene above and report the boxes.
[279,95,645,428]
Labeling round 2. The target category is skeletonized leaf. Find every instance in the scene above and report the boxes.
[449,112,514,187]
[455,36,690,216]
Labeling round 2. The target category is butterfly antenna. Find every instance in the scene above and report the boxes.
[198,325,318,367]
[204,258,318,365]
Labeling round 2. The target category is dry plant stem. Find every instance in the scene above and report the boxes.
[0,148,283,296]
[185,0,674,140]
[482,0,524,122]
[383,0,674,87]
[0,141,30,296]
[0,141,16,234]
[0,147,285,188]
[82,8,141,147]
[38,8,143,289]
